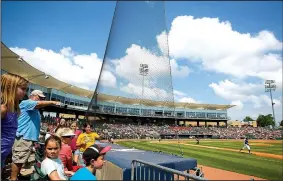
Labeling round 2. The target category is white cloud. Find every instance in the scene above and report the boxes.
[120,82,200,104]
[173,90,186,97]
[120,83,171,101]
[173,90,201,103]
[108,38,191,100]
[260,95,282,108]
[179,97,199,104]
[156,31,169,56]
[209,79,262,101]
[231,100,244,110]
[170,59,191,77]
[60,47,74,57]
[112,44,190,85]
[209,79,282,109]
[10,47,116,90]
[164,15,282,89]
[112,44,169,84]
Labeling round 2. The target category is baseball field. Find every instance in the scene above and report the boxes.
[116,139,283,180]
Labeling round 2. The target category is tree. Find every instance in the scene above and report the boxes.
[256,114,275,127]
[280,120,283,127]
[243,116,254,122]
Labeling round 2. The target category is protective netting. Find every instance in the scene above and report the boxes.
[87,1,174,123]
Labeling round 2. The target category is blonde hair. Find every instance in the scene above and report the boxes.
[1,73,29,114]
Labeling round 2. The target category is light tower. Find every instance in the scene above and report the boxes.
[265,80,276,124]
[139,64,149,118]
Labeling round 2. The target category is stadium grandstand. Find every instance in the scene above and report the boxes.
[1,43,282,181]
[1,42,235,127]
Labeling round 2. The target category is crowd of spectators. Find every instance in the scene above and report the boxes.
[95,123,282,140]
[40,116,282,140]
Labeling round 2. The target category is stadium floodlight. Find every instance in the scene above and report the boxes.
[139,64,149,76]
[139,64,149,105]
[139,64,149,116]
[265,80,276,124]
[18,56,23,62]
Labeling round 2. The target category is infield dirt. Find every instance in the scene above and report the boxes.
[196,165,265,180]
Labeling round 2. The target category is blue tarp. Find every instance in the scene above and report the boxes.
[97,142,197,180]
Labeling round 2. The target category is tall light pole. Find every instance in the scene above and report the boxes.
[265,80,276,125]
[114,96,121,114]
[139,64,149,118]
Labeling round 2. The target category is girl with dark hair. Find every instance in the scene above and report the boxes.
[40,135,73,180]
[76,123,100,152]
[75,123,100,166]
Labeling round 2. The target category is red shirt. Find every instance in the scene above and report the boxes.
[59,144,73,171]
[70,130,82,151]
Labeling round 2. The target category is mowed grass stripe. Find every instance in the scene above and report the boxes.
[142,142,282,165]
[127,141,281,177]
[126,141,283,180]
[187,141,282,150]
[185,140,282,143]
[141,141,282,164]
[118,141,283,180]
[124,141,281,170]
[185,142,282,155]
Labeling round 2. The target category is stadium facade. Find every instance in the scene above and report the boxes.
[1,42,235,127]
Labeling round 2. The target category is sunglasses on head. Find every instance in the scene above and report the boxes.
[38,96,45,100]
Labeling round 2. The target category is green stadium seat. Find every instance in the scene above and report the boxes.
[31,162,49,181]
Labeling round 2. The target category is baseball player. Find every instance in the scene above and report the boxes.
[239,137,251,154]
[196,137,200,145]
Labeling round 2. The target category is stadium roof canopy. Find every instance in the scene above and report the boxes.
[1,42,93,98]
[1,42,235,110]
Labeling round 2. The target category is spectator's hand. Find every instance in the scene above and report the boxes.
[81,141,87,146]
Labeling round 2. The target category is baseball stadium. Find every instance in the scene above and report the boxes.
[2,40,283,180]
[1,2,283,181]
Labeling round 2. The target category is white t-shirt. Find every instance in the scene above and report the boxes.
[41,157,67,180]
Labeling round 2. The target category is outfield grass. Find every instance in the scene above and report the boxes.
[185,140,283,155]
[118,140,283,180]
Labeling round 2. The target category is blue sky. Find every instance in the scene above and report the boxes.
[2,1,282,123]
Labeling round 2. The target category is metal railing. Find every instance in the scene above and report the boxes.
[131,159,206,181]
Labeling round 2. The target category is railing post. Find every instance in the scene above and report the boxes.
[131,160,135,181]
[131,159,206,181]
